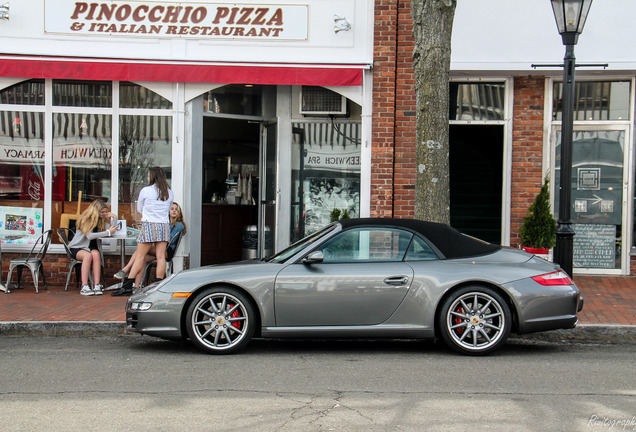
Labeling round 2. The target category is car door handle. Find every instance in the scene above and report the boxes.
[384,276,409,286]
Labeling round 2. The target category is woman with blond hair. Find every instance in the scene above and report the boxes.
[114,201,186,288]
[113,166,173,296]
[67,199,118,296]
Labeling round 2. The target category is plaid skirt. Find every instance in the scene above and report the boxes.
[137,221,171,243]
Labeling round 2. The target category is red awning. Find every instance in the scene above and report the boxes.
[0,56,365,86]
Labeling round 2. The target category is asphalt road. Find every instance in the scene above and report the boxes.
[0,335,634,432]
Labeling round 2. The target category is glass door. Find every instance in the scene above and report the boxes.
[553,126,629,273]
[259,120,278,258]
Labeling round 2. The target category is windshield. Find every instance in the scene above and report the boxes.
[268,223,338,263]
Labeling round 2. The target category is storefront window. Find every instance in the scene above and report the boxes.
[0,109,45,244]
[554,130,625,270]
[450,82,505,121]
[119,115,172,226]
[120,82,173,109]
[553,81,630,121]
[53,113,112,203]
[291,120,361,242]
[205,85,262,116]
[0,80,44,105]
[0,79,175,247]
[53,80,112,107]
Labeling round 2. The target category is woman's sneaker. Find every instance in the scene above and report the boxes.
[114,270,128,279]
[80,285,94,296]
[93,284,104,295]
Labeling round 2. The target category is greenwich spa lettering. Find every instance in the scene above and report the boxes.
[1,146,112,164]
[45,1,309,40]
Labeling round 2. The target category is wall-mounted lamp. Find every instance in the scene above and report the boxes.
[334,15,351,33]
[0,3,9,21]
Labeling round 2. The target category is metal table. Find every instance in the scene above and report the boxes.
[103,234,138,291]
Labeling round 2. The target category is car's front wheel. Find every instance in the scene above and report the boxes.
[438,286,511,355]
[186,287,255,354]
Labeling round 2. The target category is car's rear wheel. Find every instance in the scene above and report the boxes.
[186,287,255,354]
[438,286,511,355]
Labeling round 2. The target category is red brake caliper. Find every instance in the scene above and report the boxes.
[453,307,464,335]
[229,304,242,330]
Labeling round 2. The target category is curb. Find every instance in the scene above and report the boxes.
[511,324,636,342]
[1,322,635,340]
[0,321,130,336]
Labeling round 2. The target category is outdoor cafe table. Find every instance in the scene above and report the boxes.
[103,233,138,291]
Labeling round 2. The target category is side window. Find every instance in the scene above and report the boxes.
[405,236,438,261]
[320,228,413,263]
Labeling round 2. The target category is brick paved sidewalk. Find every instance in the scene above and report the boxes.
[0,276,634,325]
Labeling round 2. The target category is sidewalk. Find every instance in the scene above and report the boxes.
[0,275,634,330]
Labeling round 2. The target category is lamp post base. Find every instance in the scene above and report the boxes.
[554,222,575,277]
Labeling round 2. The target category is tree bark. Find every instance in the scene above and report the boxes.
[410,0,456,223]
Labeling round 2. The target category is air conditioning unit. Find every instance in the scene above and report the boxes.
[299,86,347,115]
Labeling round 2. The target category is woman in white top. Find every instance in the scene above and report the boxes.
[113,166,173,296]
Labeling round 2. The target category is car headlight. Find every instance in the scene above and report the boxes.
[129,301,153,311]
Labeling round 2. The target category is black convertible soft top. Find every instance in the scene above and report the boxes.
[338,218,501,259]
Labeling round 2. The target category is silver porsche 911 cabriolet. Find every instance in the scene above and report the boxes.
[126,218,583,355]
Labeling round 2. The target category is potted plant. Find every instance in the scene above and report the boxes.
[520,176,557,257]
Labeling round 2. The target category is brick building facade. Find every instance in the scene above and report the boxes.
[371,1,635,275]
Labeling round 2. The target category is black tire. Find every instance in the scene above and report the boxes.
[438,286,511,355]
[185,286,255,354]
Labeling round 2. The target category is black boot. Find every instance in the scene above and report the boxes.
[111,278,134,296]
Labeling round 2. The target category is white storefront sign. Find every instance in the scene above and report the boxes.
[44,1,309,40]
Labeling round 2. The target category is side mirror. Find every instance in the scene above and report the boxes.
[302,251,324,264]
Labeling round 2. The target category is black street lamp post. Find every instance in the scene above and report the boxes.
[550,0,593,277]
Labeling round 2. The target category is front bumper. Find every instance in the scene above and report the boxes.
[125,292,187,340]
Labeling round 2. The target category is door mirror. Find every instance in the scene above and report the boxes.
[302,251,324,264]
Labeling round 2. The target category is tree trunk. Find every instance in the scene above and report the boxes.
[410,0,456,223]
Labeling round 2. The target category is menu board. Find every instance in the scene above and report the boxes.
[573,224,616,269]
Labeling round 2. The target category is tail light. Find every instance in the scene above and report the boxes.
[531,270,573,286]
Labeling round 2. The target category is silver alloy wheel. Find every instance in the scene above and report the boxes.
[445,291,506,352]
[189,290,251,353]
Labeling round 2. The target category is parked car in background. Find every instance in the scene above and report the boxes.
[126,218,583,355]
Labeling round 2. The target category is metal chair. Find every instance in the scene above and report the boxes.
[142,231,184,287]
[57,227,106,291]
[6,229,53,293]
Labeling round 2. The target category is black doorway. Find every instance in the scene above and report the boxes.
[450,125,503,244]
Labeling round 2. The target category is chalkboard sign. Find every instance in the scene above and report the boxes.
[573,223,616,269]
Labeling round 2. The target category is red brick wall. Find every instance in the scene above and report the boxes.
[372,0,417,218]
[510,76,547,247]
[1,252,189,290]
[1,252,122,290]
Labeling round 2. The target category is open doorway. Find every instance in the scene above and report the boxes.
[450,124,504,244]
[200,117,260,265]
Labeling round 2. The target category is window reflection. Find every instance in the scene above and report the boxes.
[53,113,112,203]
[120,82,172,109]
[553,81,630,121]
[0,110,46,242]
[450,82,505,121]
[205,85,262,116]
[0,80,45,105]
[53,80,112,107]
[291,120,361,242]
[119,115,172,226]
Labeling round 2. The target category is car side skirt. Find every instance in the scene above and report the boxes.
[261,325,434,339]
